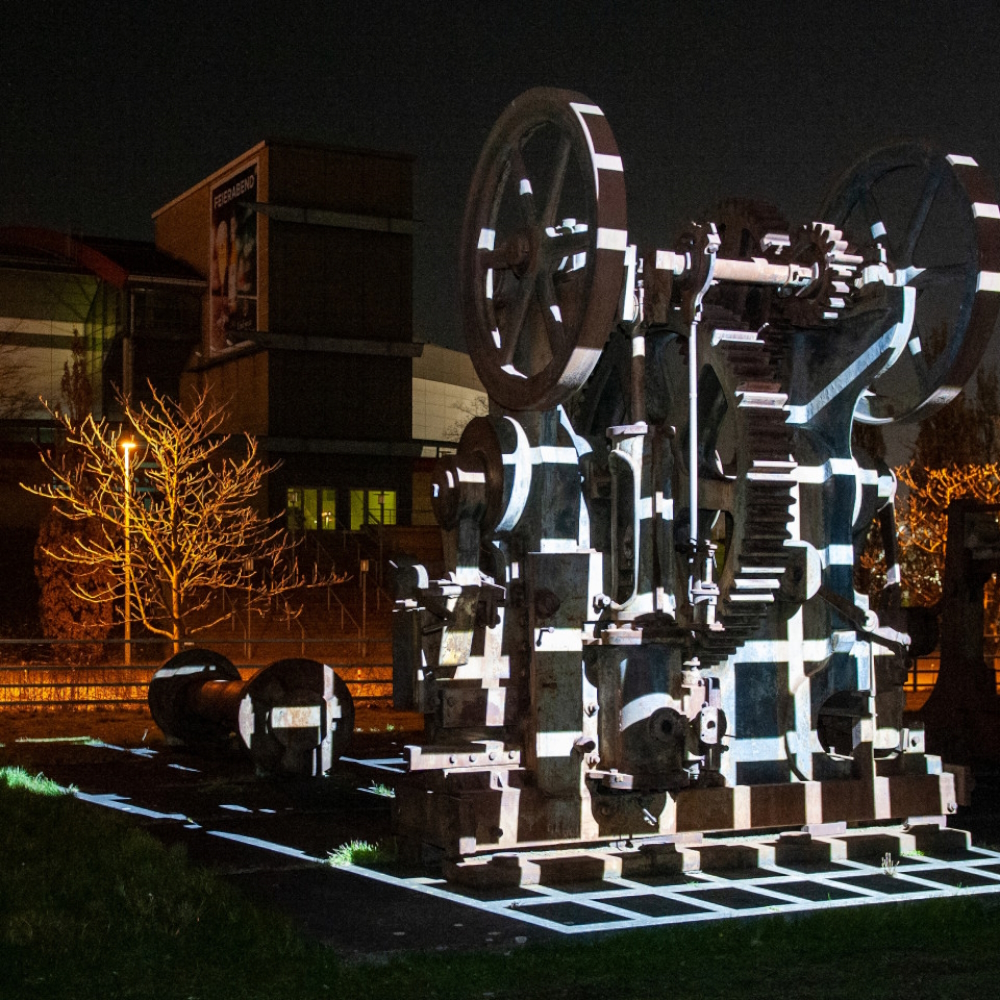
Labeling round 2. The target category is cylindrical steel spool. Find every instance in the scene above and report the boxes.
[148,649,354,777]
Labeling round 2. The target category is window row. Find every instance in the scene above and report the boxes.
[286,487,397,532]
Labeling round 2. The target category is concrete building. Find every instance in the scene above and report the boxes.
[0,227,203,427]
[152,139,423,532]
[0,227,204,624]
[0,139,488,628]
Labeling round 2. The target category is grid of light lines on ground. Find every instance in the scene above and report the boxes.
[50,741,1000,937]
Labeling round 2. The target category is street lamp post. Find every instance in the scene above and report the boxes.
[120,436,137,666]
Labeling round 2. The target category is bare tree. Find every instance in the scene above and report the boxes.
[24,381,343,653]
[59,326,93,424]
[894,462,1000,606]
[443,392,489,441]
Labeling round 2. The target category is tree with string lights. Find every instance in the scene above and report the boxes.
[857,367,1000,652]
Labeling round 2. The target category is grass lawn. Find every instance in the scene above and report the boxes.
[2,766,999,999]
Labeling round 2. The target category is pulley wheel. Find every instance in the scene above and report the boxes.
[237,658,354,777]
[461,88,628,411]
[821,141,1000,423]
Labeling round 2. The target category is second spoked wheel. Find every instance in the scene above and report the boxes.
[822,141,1000,424]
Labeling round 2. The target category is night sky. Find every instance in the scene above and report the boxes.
[3,1,999,357]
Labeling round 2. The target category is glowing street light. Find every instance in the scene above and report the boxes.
[120,434,137,666]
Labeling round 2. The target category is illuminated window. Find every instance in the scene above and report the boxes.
[286,487,338,531]
[350,490,364,531]
[369,490,396,526]
[320,489,337,530]
[350,489,396,530]
[302,489,318,530]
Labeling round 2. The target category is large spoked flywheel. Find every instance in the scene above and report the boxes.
[461,88,628,412]
[822,142,1000,423]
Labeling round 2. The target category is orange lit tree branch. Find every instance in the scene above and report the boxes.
[24,382,345,652]
[894,461,1000,608]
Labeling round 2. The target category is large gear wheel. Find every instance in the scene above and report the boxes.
[461,88,628,412]
[820,141,1000,423]
[674,326,796,667]
[662,204,798,666]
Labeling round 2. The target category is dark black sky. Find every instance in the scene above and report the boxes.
[3,1,999,353]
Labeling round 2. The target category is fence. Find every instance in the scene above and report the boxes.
[909,656,1000,692]
[0,635,391,663]
[0,636,393,710]
[13,646,993,712]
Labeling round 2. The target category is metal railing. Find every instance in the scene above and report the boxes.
[303,533,362,634]
[0,634,390,664]
[0,636,393,709]
[908,656,1000,691]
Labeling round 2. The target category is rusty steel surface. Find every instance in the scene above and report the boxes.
[148,649,354,777]
[391,87,1000,866]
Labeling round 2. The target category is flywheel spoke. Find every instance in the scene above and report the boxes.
[508,145,538,226]
[545,228,590,260]
[542,135,573,228]
[536,271,567,355]
[860,187,885,240]
[897,166,943,267]
[908,262,970,288]
[908,332,932,391]
[497,277,535,368]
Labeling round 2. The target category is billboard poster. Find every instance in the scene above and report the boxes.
[209,162,258,353]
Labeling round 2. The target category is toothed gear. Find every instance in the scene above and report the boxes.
[777,222,862,327]
[714,198,789,254]
[676,324,797,667]
[699,200,791,333]
[656,202,799,666]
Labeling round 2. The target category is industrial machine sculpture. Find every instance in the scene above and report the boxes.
[392,88,1000,861]
[149,649,354,777]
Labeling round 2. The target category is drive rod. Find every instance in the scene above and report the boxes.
[656,248,823,289]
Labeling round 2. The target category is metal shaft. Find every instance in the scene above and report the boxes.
[148,651,354,777]
[688,318,698,553]
[657,249,815,290]
[186,679,246,728]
